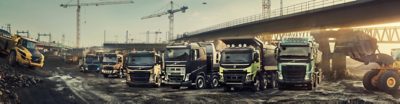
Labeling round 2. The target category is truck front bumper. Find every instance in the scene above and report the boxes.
[164,81,193,87]
[277,79,312,85]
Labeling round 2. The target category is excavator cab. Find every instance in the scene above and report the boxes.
[391,48,400,61]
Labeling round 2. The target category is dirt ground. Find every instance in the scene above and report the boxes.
[1,55,400,104]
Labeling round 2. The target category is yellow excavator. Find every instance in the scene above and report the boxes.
[363,48,400,95]
[0,29,45,69]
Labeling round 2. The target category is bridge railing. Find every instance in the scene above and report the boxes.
[186,0,356,36]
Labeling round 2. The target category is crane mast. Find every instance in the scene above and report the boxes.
[262,0,271,17]
[60,0,134,48]
[141,1,188,41]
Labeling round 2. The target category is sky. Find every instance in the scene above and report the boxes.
[0,0,311,47]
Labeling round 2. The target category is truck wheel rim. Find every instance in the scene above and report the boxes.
[387,77,396,88]
[212,78,218,87]
[198,78,204,88]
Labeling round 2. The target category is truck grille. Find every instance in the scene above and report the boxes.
[224,74,246,83]
[130,72,150,82]
[87,65,98,71]
[281,65,307,81]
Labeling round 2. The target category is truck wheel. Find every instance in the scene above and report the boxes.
[377,70,400,94]
[8,51,16,66]
[267,72,277,89]
[195,75,206,89]
[363,69,379,91]
[154,76,161,88]
[171,86,180,89]
[119,70,124,78]
[259,75,266,91]
[251,77,261,92]
[210,75,219,89]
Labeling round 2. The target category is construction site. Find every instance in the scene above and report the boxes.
[1,0,400,103]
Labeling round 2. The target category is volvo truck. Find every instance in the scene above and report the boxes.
[164,42,219,89]
[80,54,102,72]
[276,37,321,90]
[125,51,163,87]
[0,29,45,69]
[101,53,124,78]
[219,38,268,92]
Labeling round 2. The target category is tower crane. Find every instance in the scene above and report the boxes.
[262,0,271,17]
[141,1,188,41]
[60,0,134,48]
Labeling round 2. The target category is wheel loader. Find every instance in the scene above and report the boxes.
[363,48,400,94]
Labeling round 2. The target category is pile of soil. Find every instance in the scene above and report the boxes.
[0,65,42,103]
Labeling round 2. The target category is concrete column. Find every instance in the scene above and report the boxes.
[315,37,333,81]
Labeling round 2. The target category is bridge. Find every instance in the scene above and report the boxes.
[177,0,400,42]
[174,0,400,80]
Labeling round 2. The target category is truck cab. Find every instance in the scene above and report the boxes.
[219,38,266,91]
[276,37,321,90]
[164,42,219,89]
[101,53,124,78]
[125,51,163,87]
[80,54,102,72]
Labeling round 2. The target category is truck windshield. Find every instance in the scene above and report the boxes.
[22,40,36,50]
[221,52,252,64]
[127,55,154,66]
[86,56,100,64]
[103,55,117,64]
[279,47,310,57]
[166,48,190,61]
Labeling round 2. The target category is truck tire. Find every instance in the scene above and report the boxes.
[259,74,266,91]
[154,75,161,88]
[119,70,124,78]
[210,75,219,89]
[195,75,206,89]
[251,76,261,92]
[377,70,400,94]
[267,72,277,89]
[8,51,16,66]
[363,69,379,91]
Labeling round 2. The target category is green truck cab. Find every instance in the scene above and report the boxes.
[125,51,163,87]
[219,38,267,91]
[276,37,321,90]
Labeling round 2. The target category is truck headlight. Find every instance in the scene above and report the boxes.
[184,73,191,81]
[85,67,88,70]
[305,73,310,80]
[278,72,283,80]
[97,67,100,70]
